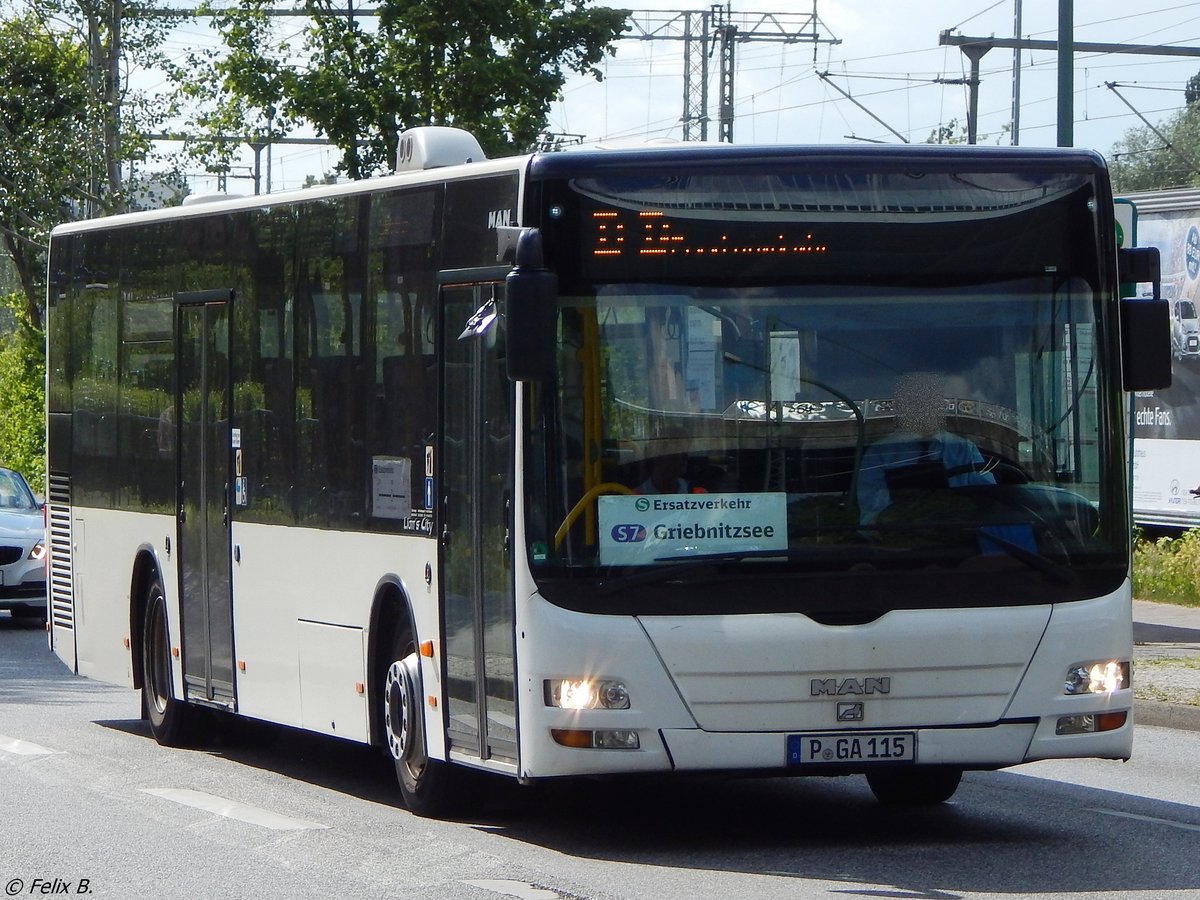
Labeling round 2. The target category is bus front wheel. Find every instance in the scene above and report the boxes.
[866,766,962,804]
[384,628,460,817]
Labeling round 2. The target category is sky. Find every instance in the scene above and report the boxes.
[146,1,1200,195]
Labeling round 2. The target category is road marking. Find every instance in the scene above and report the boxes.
[1091,807,1200,834]
[141,788,329,831]
[462,881,561,900]
[0,734,56,756]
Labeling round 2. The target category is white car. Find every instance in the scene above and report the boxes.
[0,466,47,620]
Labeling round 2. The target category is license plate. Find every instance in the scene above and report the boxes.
[787,731,916,765]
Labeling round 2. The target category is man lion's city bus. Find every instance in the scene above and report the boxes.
[45,128,1169,814]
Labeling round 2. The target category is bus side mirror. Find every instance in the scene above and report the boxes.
[1118,246,1171,391]
[505,229,558,382]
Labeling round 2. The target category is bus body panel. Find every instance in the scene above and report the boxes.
[638,606,1052,732]
[513,583,1132,778]
[50,507,446,754]
[514,592,697,779]
[58,508,178,692]
[228,522,441,748]
[660,723,1040,771]
[1009,582,1134,761]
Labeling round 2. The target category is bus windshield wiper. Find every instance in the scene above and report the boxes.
[973,527,1074,585]
[861,521,1075,585]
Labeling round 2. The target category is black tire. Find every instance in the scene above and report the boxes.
[866,766,963,804]
[383,626,460,817]
[141,576,196,747]
[9,603,46,621]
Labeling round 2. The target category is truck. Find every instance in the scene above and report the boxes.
[1122,188,1200,530]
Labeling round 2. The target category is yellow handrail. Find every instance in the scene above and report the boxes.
[553,482,635,550]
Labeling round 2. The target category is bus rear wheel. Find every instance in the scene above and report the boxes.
[866,766,962,804]
[383,628,460,817]
[141,576,196,747]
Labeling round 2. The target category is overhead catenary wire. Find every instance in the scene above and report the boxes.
[1105,80,1200,178]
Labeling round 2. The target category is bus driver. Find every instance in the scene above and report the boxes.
[857,371,995,523]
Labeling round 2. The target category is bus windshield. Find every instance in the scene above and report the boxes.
[527,161,1126,616]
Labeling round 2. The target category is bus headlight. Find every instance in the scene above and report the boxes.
[545,678,631,710]
[1064,660,1129,695]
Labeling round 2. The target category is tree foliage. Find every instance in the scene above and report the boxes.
[0,14,89,327]
[0,1,182,325]
[1110,74,1200,194]
[176,0,629,179]
[0,292,45,493]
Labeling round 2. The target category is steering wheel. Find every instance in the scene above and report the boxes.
[553,482,635,550]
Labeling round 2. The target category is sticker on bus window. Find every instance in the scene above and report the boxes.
[597,492,788,566]
[372,456,412,520]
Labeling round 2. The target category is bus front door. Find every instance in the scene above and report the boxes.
[175,290,236,710]
[441,281,517,766]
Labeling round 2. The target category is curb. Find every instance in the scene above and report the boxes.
[1134,698,1200,732]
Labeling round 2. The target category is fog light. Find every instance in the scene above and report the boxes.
[545,678,631,710]
[593,729,640,750]
[1056,710,1127,735]
[1064,660,1128,695]
[28,540,46,562]
[1056,714,1095,735]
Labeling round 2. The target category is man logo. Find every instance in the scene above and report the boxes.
[811,677,891,696]
[837,702,865,722]
[487,209,513,229]
[610,524,647,543]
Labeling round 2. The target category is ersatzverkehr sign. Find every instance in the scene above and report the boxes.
[597,492,788,566]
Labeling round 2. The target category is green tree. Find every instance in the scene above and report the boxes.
[0,14,89,327]
[1110,72,1200,194]
[0,292,45,492]
[176,0,629,179]
[0,2,182,325]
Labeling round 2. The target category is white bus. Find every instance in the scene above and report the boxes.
[46,128,1169,814]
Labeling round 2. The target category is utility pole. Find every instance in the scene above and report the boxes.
[716,5,736,144]
[1010,0,1022,145]
[1057,0,1072,147]
[626,4,840,142]
[939,30,1200,146]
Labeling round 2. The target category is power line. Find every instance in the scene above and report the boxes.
[625,5,840,142]
[940,29,1200,145]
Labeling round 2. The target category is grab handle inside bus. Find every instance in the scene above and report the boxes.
[1118,246,1171,392]
[505,229,558,382]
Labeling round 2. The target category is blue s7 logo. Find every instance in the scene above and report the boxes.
[610,524,647,543]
